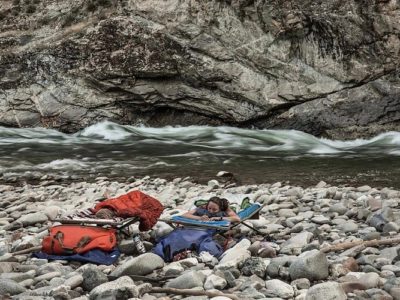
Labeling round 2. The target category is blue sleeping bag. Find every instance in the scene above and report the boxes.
[152,228,223,262]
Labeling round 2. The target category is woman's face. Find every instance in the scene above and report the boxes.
[207,201,221,213]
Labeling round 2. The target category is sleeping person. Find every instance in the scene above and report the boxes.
[182,196,240,223]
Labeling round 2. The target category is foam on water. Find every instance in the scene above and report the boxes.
[1,121,400,156]
[78,121,134,141]
[36,159,90,170]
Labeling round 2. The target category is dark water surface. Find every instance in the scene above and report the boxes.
[1,121,399,188]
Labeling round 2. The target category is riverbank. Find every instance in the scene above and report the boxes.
[1,177,400,299]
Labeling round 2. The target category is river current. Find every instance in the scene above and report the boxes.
[1,121,400,188]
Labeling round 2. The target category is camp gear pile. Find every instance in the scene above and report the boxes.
[38,190,163,264]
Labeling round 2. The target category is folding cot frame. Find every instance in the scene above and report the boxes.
[53,216,139,233]
[160,203,266,235]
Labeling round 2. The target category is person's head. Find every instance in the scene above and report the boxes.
[206,197,229,213]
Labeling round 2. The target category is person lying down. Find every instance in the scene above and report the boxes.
[182,196,240,223]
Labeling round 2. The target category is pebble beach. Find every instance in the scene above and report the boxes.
[1,176,400,300]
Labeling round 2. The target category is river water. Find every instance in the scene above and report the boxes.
[1,121,400,188]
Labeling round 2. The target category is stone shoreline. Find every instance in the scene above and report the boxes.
[1,177,400,299]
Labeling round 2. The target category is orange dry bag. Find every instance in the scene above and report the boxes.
[42,225,117,255]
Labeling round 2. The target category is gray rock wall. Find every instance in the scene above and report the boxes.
[0,0,399,137]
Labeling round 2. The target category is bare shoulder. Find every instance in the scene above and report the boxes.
[226,207,238,216]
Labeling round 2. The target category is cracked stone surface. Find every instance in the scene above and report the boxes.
[0,0,399,137]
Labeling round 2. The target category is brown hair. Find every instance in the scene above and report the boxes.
[207,197,229,211]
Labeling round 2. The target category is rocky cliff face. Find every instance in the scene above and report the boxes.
[0,0,399,138]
